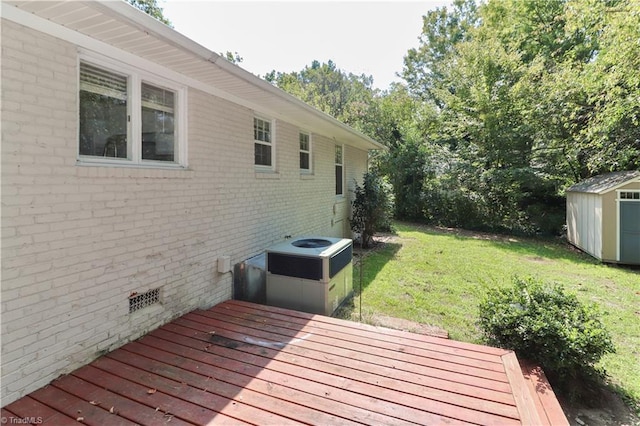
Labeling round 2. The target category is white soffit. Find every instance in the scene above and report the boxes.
[2,0,386,152]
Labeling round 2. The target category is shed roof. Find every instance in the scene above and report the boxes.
[567,170,640,194]
[2,0,386,152]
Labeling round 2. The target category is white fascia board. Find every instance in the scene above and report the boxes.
[2,1,385,151]
[85,1,386,151]
[1,2,264,113]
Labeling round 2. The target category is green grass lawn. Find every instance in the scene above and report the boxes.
[348,221,640,411]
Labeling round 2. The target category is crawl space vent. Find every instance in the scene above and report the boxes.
[129,288,160,313]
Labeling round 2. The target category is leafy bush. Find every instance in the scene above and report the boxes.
[478,276,615,382]
[350,171,394,248]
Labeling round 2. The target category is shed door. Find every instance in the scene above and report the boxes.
[620,201,640,264]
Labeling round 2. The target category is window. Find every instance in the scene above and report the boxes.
[254,116,273,168]
[79,59,184,166]
[335,145,344,196]
[79,63,128,158]
[141,83,175,162]
[620,191,640,200]
[299,132,311,172]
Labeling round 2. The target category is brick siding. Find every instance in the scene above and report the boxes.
[0,20,368,405]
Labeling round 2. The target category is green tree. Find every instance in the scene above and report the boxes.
[402,0,479,103]
[126,0,172,26]
[265,60,378,135]
[221,51,243,64]
[398,0,639,234]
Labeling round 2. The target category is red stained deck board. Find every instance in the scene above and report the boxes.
[50,374,194,426]
[156,321,521,425]
[29,384,137,426]
[3,396,77,425]
[194,308,506,372]
[148,325,510,425]
[520,361,569,426]
[220,300,502,362]
[138,332,451,425]
[72,364,249,425]
[117,340,412,426]
[200,302,510,394]
[3,300,568,425]
[159,317,520,421]
[177,313,508,383]
[105,348,361,426]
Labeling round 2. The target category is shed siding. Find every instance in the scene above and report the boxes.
[0,20,368,405]
[600,190,618,262]
[567,192,602,259]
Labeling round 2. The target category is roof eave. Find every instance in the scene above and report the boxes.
[92,1,387,152]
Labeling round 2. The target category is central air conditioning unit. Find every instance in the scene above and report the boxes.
[266,237,353,316]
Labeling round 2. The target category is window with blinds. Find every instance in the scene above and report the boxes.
[78,59,183,166]
[142,82,175,161]
[79,62,128,158]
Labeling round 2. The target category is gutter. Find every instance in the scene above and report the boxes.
[92,1,387,151]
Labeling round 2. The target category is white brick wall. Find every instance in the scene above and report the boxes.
[1,20,369,405]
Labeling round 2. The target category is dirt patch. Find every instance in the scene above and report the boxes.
[409,223,523,243]
[365,313,449,339]
[560,388,639,426]
[525,255,553,264]
[352,232,400,255]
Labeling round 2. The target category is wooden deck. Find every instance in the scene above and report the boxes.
[2,300,568,425]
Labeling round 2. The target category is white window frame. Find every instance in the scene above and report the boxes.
[619,191,640,200]
[299,131,312,173]
[335,144,344,197]
[77,53,187,168]
[254,115,276,172]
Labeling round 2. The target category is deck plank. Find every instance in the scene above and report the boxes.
[502,353,544,425]
[3,396,77,425]
[179,312,508,382]
[170,315,517,410]
[72,364,250,425]
[223,300,504,360]
[3,300,568,425]
[196,308,506,372]
[107,346,362,426]
[520,361,569,426]
[157,319,521,425]
[50,374,194,426]
[29,384,136,426]
[145,329,471,425]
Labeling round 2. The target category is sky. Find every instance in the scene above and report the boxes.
[160,1,452,90]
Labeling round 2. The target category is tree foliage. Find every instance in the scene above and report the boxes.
[126,0,172,26]
[266,0,639,236]
[397,0,640,234]
[265,60,379,136]
[350,171,394,248]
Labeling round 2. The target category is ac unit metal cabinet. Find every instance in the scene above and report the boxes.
[266,237,353,316]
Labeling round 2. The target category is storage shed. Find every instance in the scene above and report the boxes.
[566,170,640,265]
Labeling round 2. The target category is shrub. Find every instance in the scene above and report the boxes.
[350,171,394,248]
[478,276,615,382]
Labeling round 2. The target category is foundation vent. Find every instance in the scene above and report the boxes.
[129,288,160,313]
